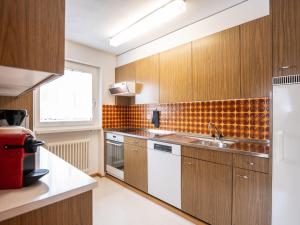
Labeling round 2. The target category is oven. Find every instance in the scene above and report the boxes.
[105,133,124,180]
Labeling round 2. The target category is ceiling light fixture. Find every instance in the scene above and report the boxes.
[109,0,186,47]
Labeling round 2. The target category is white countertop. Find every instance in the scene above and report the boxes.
[0,147,97,222]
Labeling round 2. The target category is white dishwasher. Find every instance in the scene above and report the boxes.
[147,140,181,209]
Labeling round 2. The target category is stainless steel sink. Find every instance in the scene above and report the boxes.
[191,137,236,148]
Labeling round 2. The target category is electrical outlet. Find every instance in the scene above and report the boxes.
[146,112,152,120]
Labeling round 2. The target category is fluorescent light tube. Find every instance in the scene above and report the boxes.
[109,0,186,47]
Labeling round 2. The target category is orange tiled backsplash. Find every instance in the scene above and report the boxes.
[102,98,270,140]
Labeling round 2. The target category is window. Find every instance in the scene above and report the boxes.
[35,61,100,130]
[40,69,93,122]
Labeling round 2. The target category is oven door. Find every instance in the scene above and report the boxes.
[105,140,124,180]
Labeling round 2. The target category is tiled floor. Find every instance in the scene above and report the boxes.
[93,177,197,225]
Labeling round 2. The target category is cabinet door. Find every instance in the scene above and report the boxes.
[115,63,136,83]
[232,168,271,225]
[0,0,65,74]
[181,157,198,216]
[196,159,232,225]
[182,157,232,225]
[115,62,136,105]
[124,144,148,192]
[135,55,159,104]
[273,0,300,76]
[192,27,240,101]
[159,43,192,103]
[241,16,272,98]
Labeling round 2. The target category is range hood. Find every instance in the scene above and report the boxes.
[109,82,136,96]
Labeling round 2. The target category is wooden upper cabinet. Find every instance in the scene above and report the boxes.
[232,168,271,225]
[273,0,300,76]
[115,62,136,83]
[192,27,241,101]
[115,62,136,105]
[159,43,192,103]
[0,0,65,74]
[135,55,159,104]
[240,16,272,98]
[182,157,232,225]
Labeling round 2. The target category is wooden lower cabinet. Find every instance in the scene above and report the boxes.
[124,143,148,192]
[232,168,271,225]
[0,191,92,225]
[182,157,232,225]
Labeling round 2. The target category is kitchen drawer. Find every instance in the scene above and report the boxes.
[182,146,232,166]
[124,136,147,148]
[233,154,269,173]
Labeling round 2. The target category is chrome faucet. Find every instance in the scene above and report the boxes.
[208,122,223,140]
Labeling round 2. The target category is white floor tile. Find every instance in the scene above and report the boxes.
[93,177,195,225]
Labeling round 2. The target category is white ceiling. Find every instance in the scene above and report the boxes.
[65,0,246,55]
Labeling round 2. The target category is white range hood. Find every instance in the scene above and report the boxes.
[109,81,136,96]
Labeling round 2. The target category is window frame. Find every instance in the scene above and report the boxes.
[34,60,101,132]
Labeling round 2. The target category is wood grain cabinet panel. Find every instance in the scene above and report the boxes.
[115,63,136,83]
[0,92,33,129]
[124,136,147,148]
[192,27,241,101]
[273,0,300,76]
[182,156,232,225]
[233,154,269,173]
[232,168,271,225]
[135,55,159,104]
[0,191,92,225]
[115,62,136,105]
[240,16,272,98]
[0,0,65,74]
[124,143,148,192]
[181,157,198,216]
[159,43,192,103]
[182,146,232,166]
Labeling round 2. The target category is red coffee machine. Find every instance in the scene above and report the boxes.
[0,110,49,189]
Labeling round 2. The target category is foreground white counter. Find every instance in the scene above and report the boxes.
[0,147,97,222]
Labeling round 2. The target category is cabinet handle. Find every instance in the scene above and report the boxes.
[106,141,123,147]
[185,162,193,166]
[279,65,296,70]
[236,175,248,179]
[248,162,255,166]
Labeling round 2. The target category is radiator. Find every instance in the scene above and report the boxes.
[46,139,90,172]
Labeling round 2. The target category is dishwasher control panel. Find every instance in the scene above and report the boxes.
[147,141,181,155]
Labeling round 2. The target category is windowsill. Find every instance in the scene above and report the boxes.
[34,126,103,134]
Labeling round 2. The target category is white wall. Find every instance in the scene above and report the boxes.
[65,40,116,105]
[117,0,269,66]
[37,41,116,175]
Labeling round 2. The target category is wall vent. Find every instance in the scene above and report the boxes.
[273,74,300,85]
[46,139,90,172]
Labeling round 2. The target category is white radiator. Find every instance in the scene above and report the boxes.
[46,139,90,172]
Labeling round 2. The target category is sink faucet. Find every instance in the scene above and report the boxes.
[208,122,223,140]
